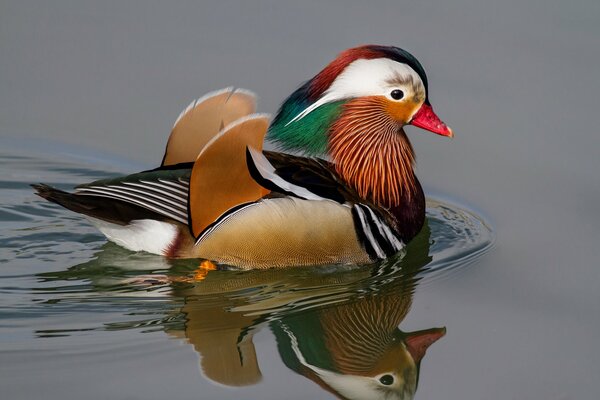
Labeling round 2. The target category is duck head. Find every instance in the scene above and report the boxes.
[268,45,452,207]
[312,327,446,400]
[273,287,445,400]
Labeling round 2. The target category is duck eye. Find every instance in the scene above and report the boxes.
[390,89,404,100]
[379,374,394,386]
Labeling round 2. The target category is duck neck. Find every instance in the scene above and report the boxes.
[267,82,344,155]
[329,98,426,241]
[329,98,420,206]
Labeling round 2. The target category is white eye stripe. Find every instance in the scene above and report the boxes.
[287,58,424,125]
[327,58,422,97]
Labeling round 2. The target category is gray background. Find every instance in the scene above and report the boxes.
[1,0,599,399]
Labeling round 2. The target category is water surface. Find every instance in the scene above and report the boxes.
[1,1,599,399]
[0,143,494,399]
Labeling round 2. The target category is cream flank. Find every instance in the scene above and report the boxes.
[193,197,371,268]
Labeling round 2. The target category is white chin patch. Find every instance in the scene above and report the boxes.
[87,217,178,255]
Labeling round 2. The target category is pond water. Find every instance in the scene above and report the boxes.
[1,1,599,399]
[0,143,494,400]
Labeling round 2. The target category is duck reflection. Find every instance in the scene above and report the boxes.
[36,223,443,399]
[272,294,444,399]
[167,222,444,399]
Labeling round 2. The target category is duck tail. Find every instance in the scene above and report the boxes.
[32,184,89,213]
[32,183,169,225]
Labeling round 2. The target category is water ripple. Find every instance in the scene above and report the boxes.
[0,141,493,338]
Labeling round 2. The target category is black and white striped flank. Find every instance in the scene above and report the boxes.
[352,204,404,260]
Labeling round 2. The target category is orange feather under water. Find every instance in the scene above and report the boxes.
[329,97,417,207]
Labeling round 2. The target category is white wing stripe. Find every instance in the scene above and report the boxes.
[156,179,188,191]
[139,180,188,196]
[247,147,327,202]
[77,186,187,217]
[363,206,403,252]
[77,186,187,220]
[123,181,188,202]
[354,206,386,259]
[86,185,187,214]
[379,219,404,251]
[158,179,189,192]
[104,184,187,211]
[76,189,187,224]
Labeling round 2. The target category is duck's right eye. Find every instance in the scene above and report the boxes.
[379,374,394,386]
[390,89,404,100]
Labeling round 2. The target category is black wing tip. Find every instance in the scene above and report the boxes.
[31,182,49,191]
[31,183,83,212]
[31,183,67,200]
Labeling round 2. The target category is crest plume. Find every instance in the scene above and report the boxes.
[311,45,429,101]
[308,46,387,101]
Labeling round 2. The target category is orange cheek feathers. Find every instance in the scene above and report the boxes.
[383,99,421,125]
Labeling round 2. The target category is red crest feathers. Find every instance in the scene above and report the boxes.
[309,45,386,101]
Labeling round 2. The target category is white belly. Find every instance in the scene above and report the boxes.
[87,217,177,255]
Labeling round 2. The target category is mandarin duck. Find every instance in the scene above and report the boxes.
[33,45,452,268]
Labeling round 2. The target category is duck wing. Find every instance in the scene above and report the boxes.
[243,149,405,260]
[188,114,271,238]
[161,87,256,166]
[250,150,353,204]
[73,167,191,225]
[55,113,268,237]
